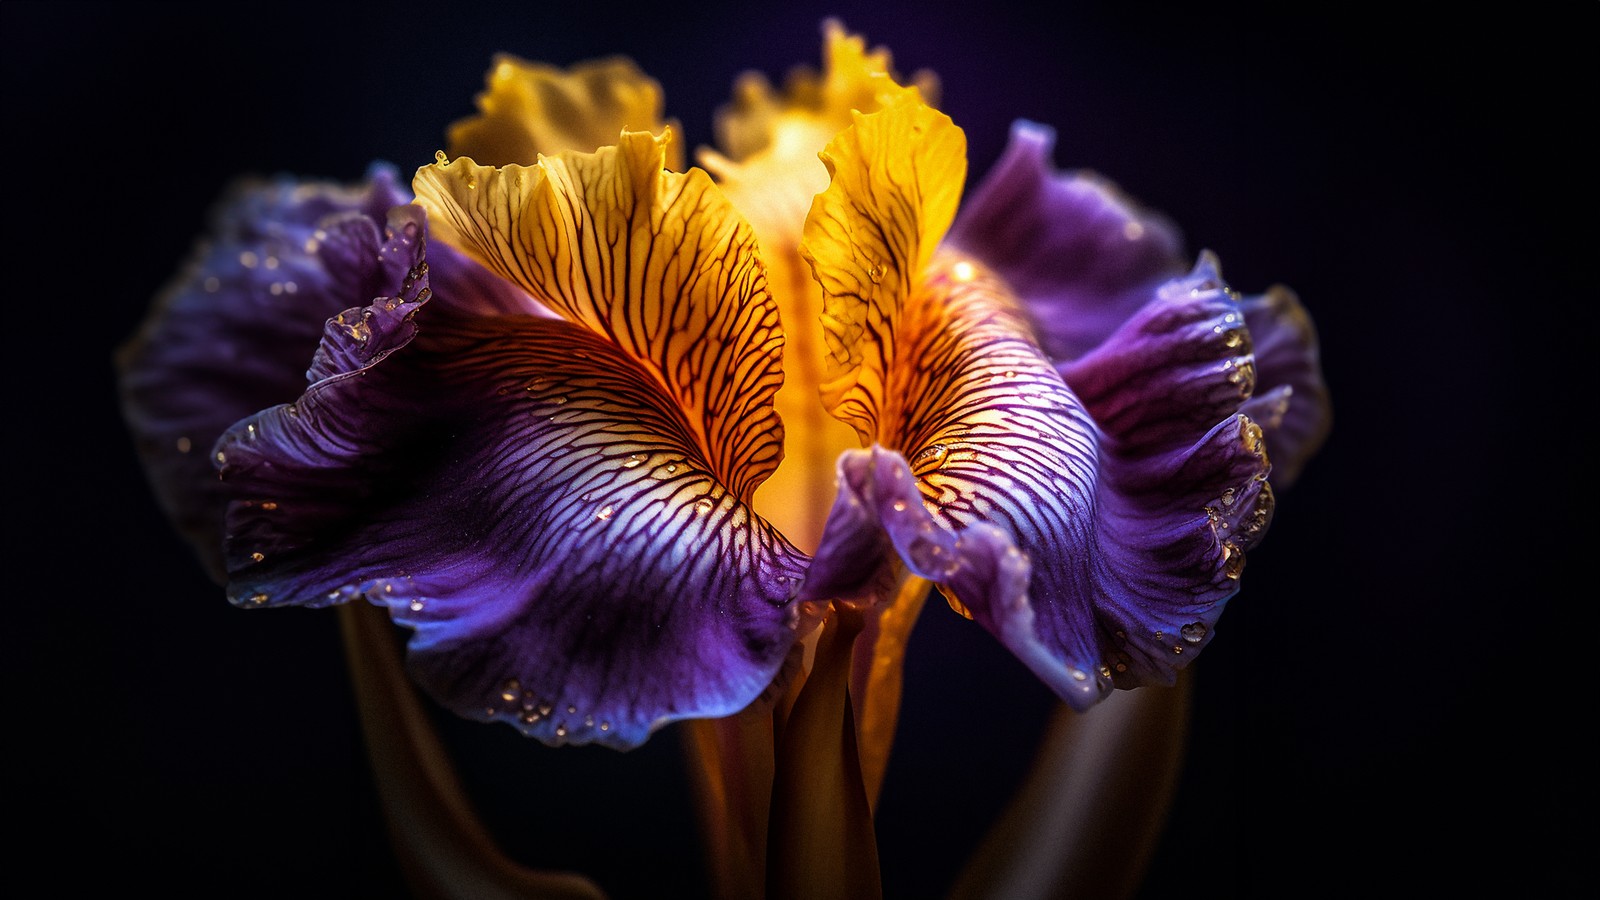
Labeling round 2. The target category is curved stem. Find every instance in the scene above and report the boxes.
[766,605,882,900]
[681,709,776,900]
[338,602,605,900]
[948,671,1194,900]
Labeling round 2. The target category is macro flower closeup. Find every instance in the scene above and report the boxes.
[115,19,1329,898]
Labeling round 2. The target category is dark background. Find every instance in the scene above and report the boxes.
[7,2,1586,897]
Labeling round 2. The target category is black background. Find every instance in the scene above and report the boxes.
[7,2,1587,897]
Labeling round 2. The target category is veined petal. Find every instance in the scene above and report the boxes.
[414,132,785,502]
[945,120,1187,365]
[802,98,966,442]
[214,220,806,750]
[446,54,684,170]
[115,164,412,581]
[803,101,1275,708]
[699,20,932,551]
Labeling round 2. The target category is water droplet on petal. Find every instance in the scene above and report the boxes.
[501,680,521,702]
[1222,541,1245,579]
[695,498,714,514]
[1181,622,1207,643]
[868,263,885,283]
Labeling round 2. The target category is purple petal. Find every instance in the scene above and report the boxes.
[945,120,1187,364]
[215,250,804,749]
[115,164,413,581]
[802,257,1275,710]
[1238,285,1333,487]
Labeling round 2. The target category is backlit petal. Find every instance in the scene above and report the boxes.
[699,20,932,550]
[447,54,683,170]
[801,97,966,442]
[414,132,785,502]
[215,220,805,750]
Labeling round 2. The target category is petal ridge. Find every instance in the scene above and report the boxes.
[414,133,786,502]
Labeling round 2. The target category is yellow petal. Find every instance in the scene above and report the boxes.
[413,132,784,501]
[708,18,937,167]
[704,22,938,551]
[801,98,967,442]
[447,54,685,171]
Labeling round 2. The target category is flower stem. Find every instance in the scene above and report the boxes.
[766,604,882,900]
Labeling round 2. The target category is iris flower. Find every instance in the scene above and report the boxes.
[117,21,1328,898]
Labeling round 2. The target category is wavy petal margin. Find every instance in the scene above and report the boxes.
[447,54,684,171]
[951,119,1331,485]
[945,120,1186,365]
[1238,284,1332,487]
[216,234,805,750]
[803,100,1276,709]
[115,164,411,581]
[219,143,811,748]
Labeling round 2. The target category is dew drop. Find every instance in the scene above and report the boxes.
[553,396,568,405]
[695,498,715,514]
[868,263,885,283]
[538,703,553,716]
[1220,487,1237,507]
[434,150,448,164]
[567,705,577,715]
[250,552,265,563]
[596,505,614,520]
[892,500,907,512]
[501,680,521,702]
[554,725,567,738]
[1098,664,1113,679]
[911,443,948,475]
[599,721,611,732]
[260,502,278,511]
[409,599,425,612]
[623,454,645,468]
[665,463,678,474]
[1181,622,1208,643]
[1071,668,1088,682]
[248,593,268,605]
[1222,541,1245,579]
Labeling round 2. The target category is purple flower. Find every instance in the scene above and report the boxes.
[117,23,1329,761]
